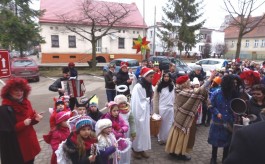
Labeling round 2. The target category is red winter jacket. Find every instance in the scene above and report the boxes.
[50,127,70,164]
[2,98,41,162]
[152,70,162,86]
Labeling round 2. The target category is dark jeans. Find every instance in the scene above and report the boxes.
[212,146,229,162]
[106,89,116,102]
[202,102,211,124]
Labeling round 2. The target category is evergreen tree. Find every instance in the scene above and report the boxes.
[0,0,44,56]
[159,0,205,56]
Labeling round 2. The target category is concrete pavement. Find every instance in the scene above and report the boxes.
[35,125,223,164]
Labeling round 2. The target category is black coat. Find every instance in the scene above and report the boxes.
[104,70,116,89]
[0,106,24,164]
[116,70,131,96]
[224,121,265,164]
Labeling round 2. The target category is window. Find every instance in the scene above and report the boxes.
[133,31,135,34]
[68,36,76,48]
[150,30,153,38]
[51,35,59,47]
[132,38,137,47]
[231,41,235,47]
[118,38,125,49]
[245,40,249,47]
[261,40,265,47]
[254,40,259,47]
[96,38,102,52]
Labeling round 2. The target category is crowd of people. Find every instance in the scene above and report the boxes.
[1,58,265,164]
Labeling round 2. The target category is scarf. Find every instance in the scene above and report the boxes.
[70,132,97,150]
[157,79,174,93]
[119,103,130,114]
[139,78,153,98]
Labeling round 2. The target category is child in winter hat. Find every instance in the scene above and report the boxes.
[43,111,70,164]
[63,115,100,163]
[50,97,70,130]
[95,118,119,163]
[114,95,136,140]
[87,95,103,121]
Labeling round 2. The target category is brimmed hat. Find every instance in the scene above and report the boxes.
[75,116,95,131]
[55,111,71,125]
[95,118,112,136]
[140,67,154,77]
[176,75,189,85]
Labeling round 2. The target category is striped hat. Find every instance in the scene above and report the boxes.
[75,116,95,131]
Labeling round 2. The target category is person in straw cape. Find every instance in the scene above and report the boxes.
[165,71,215,161]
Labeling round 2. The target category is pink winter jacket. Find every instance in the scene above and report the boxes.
[102,113,129,150]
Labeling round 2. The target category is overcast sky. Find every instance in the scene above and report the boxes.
[31,0,265,30]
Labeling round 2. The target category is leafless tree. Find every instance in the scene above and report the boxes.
[214,43,228,58]
[58,0,132,68]
[223,0,265,59]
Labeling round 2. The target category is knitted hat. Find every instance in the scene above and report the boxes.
[114,94,127,105]
[192,65,202,71]
[95,118,112,136]
[140,67,154,77]
[55,111,71,125]
[75,116,95,131]
[176,75,189,85]
[213,76,222,85]
[191,77,200,86]
[120,62,129,68]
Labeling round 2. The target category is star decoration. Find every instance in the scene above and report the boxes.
[133,35,150,53]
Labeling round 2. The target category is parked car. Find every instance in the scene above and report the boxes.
[149,56,191,74]
[103,58,139,74]
[188,58,228,76]
[10,57,40,82]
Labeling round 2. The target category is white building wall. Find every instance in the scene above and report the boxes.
[40,23,145,54]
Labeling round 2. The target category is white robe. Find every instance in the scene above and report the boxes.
[130,83,151,152]
[156,87,175,142]
[119,112,131,164]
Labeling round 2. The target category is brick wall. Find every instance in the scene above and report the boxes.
[41,53,143,63]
